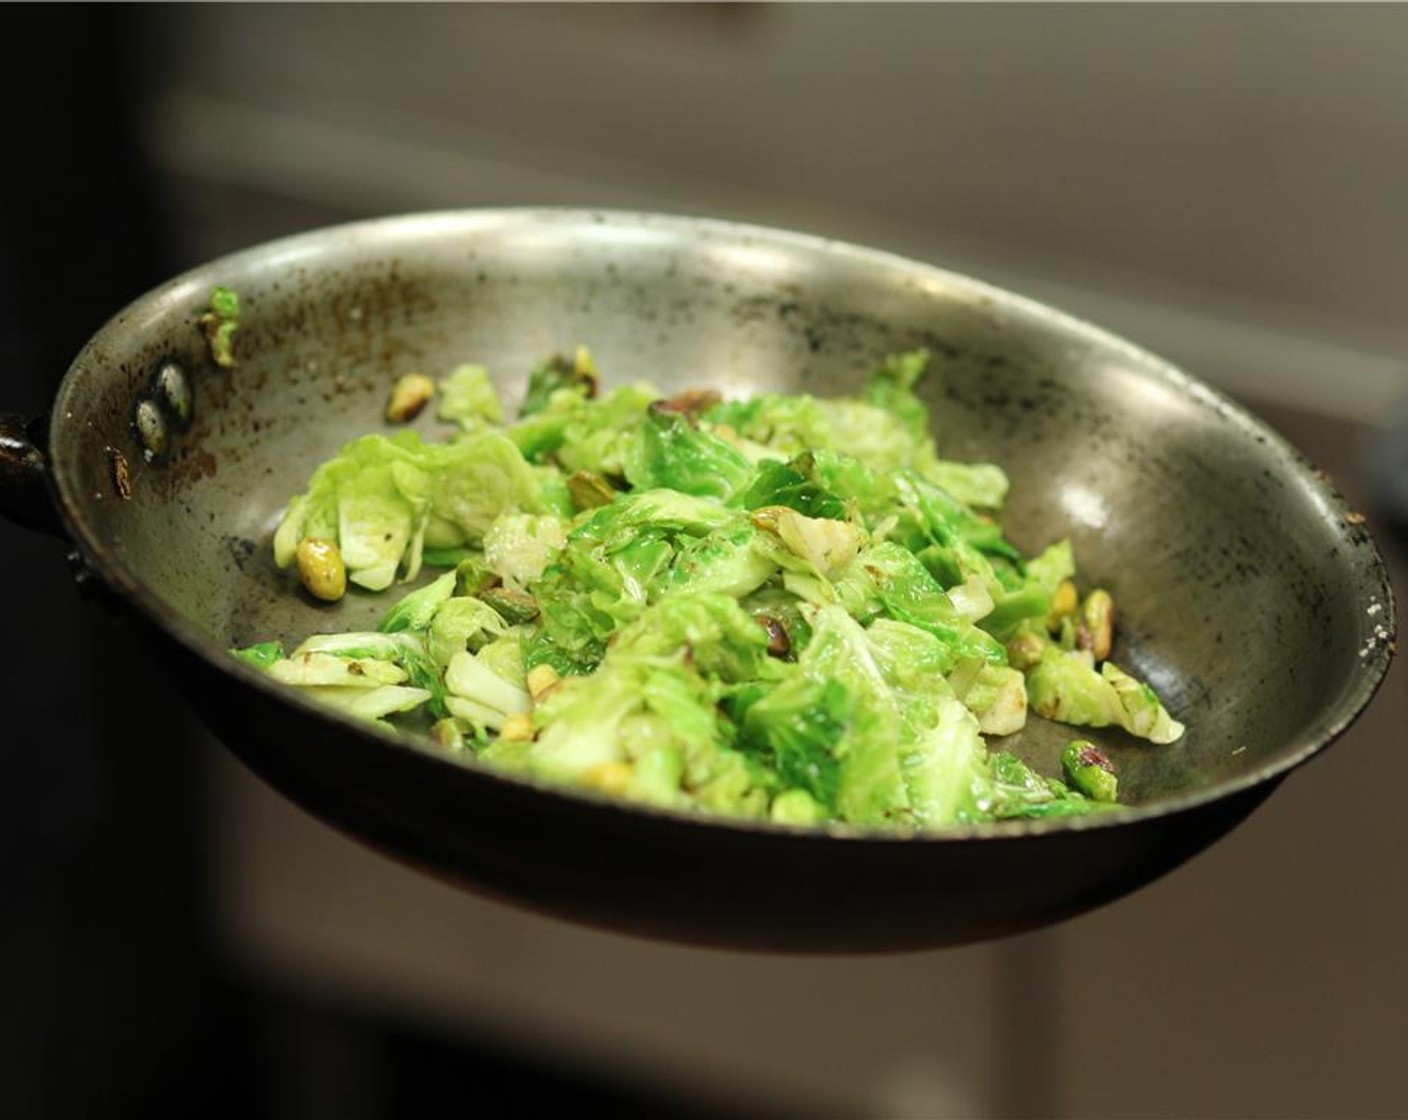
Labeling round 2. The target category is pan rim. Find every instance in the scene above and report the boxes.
[47,205,1400,846]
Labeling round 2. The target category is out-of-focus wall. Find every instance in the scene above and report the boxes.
[124,7,1408,1119]
[146,4,1408,420]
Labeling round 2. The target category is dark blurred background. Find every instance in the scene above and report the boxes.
[1,6,1404,1118]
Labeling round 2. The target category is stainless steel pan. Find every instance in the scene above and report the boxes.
[1,210,1395,951]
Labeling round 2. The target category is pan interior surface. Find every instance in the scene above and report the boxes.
[52,210,1395,831]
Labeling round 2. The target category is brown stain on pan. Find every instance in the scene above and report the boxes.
[134,262,442,501]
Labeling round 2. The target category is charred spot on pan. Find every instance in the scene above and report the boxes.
[729,294,775,326]
[175,447,218,483]
[914,330,962,362]
[223,535,259,569]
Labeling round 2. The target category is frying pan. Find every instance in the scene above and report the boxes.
[0,210,1395,952]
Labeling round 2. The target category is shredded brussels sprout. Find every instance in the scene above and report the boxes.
[200,286,240,368]
[232,347,1185,828]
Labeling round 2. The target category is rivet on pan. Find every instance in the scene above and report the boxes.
[151,359,193,431]
[133,397,169,464]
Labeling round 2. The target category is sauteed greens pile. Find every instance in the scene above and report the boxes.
[234,349,1183,829]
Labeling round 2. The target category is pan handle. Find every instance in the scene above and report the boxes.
[0,412,67,539]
